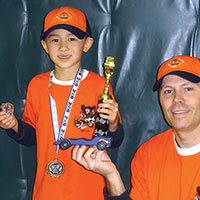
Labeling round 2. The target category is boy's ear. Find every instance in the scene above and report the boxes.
[40,40,49,54]
[83,37,94,53]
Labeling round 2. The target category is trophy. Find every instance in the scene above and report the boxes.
[94,56,115,136]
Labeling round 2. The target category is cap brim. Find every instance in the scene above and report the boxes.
[153,71,200,91]
[41,24,91,40]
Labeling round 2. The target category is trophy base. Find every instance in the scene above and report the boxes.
[94,111,109,137]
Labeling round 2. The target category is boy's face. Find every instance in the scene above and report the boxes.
[41,29,93,74]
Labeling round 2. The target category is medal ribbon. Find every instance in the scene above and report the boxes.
[49,68,82,153]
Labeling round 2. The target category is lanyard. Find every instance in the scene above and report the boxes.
[49,68,82,153]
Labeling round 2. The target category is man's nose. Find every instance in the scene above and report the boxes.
[173,91,184,104]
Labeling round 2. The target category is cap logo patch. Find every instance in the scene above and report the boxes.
[56,11,72,21]
[167,57,184,68]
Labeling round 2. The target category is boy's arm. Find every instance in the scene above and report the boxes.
[107,123,124,148]
[0,110,36,146]
[98,99,124,148]
[6,119,36,146]
[98,99,119,132]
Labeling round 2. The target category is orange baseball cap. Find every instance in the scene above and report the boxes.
[41,7,92,40]
[153,55,200,91]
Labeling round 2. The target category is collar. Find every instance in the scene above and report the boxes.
[173,132,200,156]
[52,69,88,85]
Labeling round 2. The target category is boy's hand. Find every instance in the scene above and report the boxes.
[0,111,18,132]
[97,99,119,132]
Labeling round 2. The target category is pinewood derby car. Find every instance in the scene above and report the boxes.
[54,136,112,151]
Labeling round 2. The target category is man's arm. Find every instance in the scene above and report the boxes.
[72,145,131,199]
[104,188,131,200]
[103,167,131,200]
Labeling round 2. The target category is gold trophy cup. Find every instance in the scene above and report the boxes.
[99,56,115,102]
[94,56,115,136]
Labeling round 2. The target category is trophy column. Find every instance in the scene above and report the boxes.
[94,56,115,136]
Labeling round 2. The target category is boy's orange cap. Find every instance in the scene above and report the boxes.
[41,7,92,40]
[153,55,200,91]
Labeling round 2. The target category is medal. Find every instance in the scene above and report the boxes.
[47,157,64,178]
[47,68,83,177]
[0,102,14,115]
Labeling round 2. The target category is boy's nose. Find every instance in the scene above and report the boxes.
[59,41,69,50]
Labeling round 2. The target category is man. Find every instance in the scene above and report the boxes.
[72,55,200,200]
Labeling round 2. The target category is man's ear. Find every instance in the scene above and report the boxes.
[83,37,94,53]
[40,40,49,54]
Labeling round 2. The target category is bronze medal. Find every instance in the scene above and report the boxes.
[47,158,64,178]
[47,68,82,178]
[0,102,14,115]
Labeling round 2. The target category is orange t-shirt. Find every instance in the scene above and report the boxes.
[130,129,200,200]
[23,70,112,200]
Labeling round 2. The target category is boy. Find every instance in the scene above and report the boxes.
[0,6,123,200]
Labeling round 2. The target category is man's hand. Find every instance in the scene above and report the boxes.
[97,99,119,132]
[72,145,125,196]
[72,145,115,176]
[0,111,18,132]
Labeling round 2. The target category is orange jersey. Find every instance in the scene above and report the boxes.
[23,70,113,200]
[130,129,200,200]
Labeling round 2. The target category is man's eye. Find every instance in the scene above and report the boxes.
[163,89,172,95]
[185,87,193,92]
[52,39,59,42]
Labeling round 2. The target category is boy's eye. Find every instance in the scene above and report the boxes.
[68,37,76,42]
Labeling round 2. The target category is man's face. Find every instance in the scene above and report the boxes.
[159,75,200,133]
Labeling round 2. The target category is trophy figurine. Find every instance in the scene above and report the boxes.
[94,56,115,136]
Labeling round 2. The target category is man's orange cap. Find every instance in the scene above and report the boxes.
[41,7,92,40]
[153,55,200,91]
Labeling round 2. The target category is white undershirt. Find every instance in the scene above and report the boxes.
[52,69,88,85]
[173,133,200,156]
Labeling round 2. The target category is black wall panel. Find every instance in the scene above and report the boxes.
[0,0,199,199]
